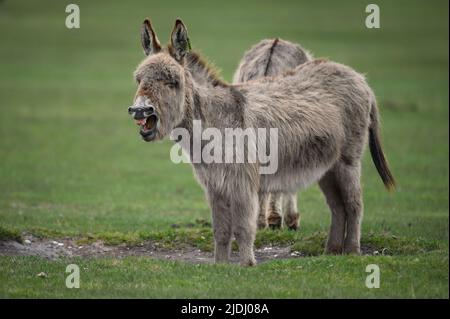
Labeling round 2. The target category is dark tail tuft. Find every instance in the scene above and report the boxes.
[369,100,396,191]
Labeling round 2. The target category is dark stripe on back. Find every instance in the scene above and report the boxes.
[263,38,279,76]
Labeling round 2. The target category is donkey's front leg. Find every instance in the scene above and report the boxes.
[208,192,233,263]
[232,192,258,266]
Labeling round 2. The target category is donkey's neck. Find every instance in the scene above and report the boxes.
[185,51,228,88]
[181,74,246,133]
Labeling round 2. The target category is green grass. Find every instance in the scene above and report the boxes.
[0,225,22,243]
[0,0,448,298]
[1,253,447,298]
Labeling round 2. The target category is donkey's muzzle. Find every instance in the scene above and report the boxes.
[127,105,155,120]
[127,104,159,142]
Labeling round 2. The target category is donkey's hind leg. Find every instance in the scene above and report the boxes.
[334,162,363,254]
[257,192,269,229]
[319,170,346,254]
[283,191,300,230]
[267,192,283,229]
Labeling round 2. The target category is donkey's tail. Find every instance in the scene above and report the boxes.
[369,99,396,191]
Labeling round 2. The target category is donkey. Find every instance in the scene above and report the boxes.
[140,21,312,231]
[233,39,313,231]
[128,19,396,266]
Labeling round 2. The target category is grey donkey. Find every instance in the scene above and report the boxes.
[142,30,313,232]
[233,38,313,231]
[128,19,396,266]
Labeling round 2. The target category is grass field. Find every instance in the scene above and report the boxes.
[0,0,448,298]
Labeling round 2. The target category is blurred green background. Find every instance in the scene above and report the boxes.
[0,0,448,298]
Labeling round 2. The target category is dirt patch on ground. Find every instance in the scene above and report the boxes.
[1,232,419,263]
[0,235,298,264]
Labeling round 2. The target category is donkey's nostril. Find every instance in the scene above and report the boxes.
[128,105,155,120]
[143,106,155,115]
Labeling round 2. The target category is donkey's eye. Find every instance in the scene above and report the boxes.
[164,82,177,89]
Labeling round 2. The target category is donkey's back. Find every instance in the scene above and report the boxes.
[242,59,374,148]
[238,59,377,190]
[233,38,312,83]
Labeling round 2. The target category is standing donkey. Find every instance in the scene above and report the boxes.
[139,22,311,231]
[233,39,313,231]
[128,19,395,266]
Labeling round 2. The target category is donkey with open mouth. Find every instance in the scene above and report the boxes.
[233,39,313,231]
[127,19,396,266]
[152,34,313,231]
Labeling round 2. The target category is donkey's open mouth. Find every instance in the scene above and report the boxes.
[139,113,158,141]
[128,105,159,142]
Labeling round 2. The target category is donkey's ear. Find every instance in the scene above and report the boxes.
[170,18,191,61]
[141,18,161,56]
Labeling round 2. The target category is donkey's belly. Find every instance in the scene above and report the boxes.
[260,163,330,193]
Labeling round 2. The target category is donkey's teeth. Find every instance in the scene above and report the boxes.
[135,119,146,125]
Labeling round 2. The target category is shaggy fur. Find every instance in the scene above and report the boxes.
[233,38,312,83]
[233,38,313,231]
[163,37,312,231]
[131,19,396,266]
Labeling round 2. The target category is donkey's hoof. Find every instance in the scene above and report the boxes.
[325,244,343,255]
[257,218,268,230]
[284,212,300,231]
[214,257,231,264]
[343,243,361,255]
[257,223,267,230]
[269,223,281,230]
[240,258,257,267]
[267,212,282,230]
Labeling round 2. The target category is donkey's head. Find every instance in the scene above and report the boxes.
[129,19,191,142]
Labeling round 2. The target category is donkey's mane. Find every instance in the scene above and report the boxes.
[186,50,229,87]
